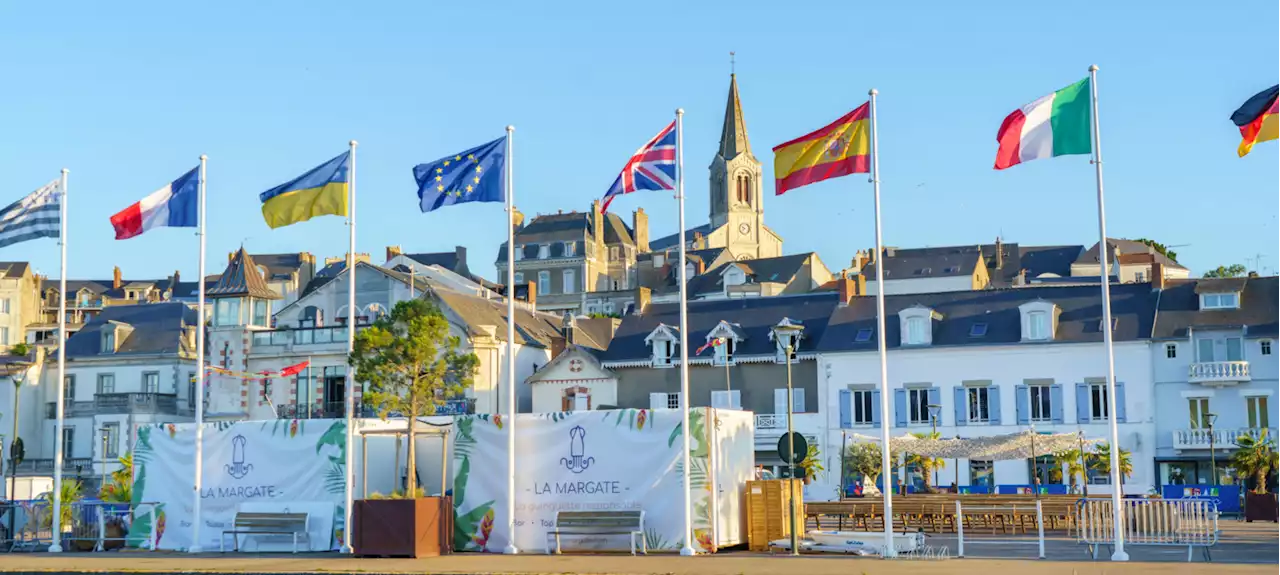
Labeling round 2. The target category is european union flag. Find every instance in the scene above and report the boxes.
[414,137,506,212]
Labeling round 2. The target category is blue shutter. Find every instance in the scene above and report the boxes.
[928,388,941,425]
[989,386,1002,425]
[839,389,852,429]
[1015,385,1030,425]
[1050,384,1064,424]
[1076,383,1091,423]
[1115,382,1127,422]
[871,390,882,425]
[954,387,967,426]
[894,389,907,428]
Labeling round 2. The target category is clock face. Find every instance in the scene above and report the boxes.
[739,222,751,235]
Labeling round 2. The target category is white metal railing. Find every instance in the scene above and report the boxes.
[1188,361,1250,384]
[1173,427,1274,450]
[1076,498,1219,562]
[755,414,787,429]
[0,501,159,552]
[956,500,1044,559]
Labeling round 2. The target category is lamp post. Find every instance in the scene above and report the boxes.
[927,403,941,490]
[8,366,28,538]
[99,427,109,489]
[720,337,730,396]
[1207,412,1219,487]
[771,320,804,557]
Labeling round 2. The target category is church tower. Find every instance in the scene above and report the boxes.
[708,74,767,260]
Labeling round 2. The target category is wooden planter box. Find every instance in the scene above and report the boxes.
[352,496,453,557]
[1244,492,1278,523]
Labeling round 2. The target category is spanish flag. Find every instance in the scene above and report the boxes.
[772,103,870,195]
[1231,85,1278,158]
[259,152,350,229]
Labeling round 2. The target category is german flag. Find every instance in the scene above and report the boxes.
[1231,85,1278,157]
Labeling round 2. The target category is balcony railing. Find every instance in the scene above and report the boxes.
[1188,361,1251,385]
[11,458,94,475]
[756,414,789,429]
[251,326,354,348]
[275,398,475,419]
[1172,426,1275,451]
[46,393,181,418]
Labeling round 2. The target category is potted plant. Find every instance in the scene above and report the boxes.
[1231,430,1278,522]
[93,452,134,550]
[799,444,824,485]
[349,299,478,557]
[845,443,886,496]
[906,431,946,493]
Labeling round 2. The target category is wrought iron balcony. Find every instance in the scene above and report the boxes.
[1172,426,1275,451]
[1188,361,1251,385]
[274,398,475,420]
[46,393,181,418]
[11,458,94,475]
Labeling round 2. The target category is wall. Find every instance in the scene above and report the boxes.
[866,275,976,296]
[0,270,40,350]
[612,361,819,415]
[275,265,413,327]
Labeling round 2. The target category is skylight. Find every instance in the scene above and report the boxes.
[970,323,988,337]
[855,328,873,342]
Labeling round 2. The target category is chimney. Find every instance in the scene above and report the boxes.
[1151,262,1166,290]
[693,257,706,276]
[113,266,123,290]
[525,281,537,307]
[851,250,869,273]
[454,246,468,273]
[995,236,1005,269]
[634,286,652,315]
[386,245,402,262]
[562,312,576,346]
[591,200,604,250]
[693,232,705,250]
[1015,269,1028,286]
[885,247,896,258]
[512,207,525,232]
[854,273,866,296]
[172,269,180,285]
[837,276,856,306]
[633,208,650,253]
[550,334,567,359]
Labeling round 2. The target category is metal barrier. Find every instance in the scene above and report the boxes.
[955,500,1045,559]
[1,501,159,552]
[1076,498,1219,562]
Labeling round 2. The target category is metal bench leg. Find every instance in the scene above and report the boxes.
[555,531,562,554]
[293,533,298,554]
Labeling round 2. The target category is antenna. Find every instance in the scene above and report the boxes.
[730,51,736,75]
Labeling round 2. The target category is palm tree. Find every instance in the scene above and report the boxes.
[1230,429,1278,494]
[1088,441,1133,485]
[1058,448,1087,494]
[906,431,946,493]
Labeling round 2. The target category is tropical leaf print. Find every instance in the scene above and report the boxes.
[636,409,647,430]
[453,502,494,551]
[454,417,477,459]
[668,422,682,448]
[453,456,471,510]
[134,426,154,465]
[644,527,669,550]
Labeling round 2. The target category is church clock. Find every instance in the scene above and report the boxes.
[738,222,751,236]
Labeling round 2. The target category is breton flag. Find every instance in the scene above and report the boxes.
[772,103,871,195]
[109,167,199,239]
[0,179,62,249]
[994,78,1092,169]
[1231,85,1278,157]
[601,121,677,212]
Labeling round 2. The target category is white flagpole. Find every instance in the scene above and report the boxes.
[191,154,208,553]
[343,140,358,554]
[1087,64,1128,562]
[503,125,520,555]
[49,168,68,553]
[675,108,696,557]
[867,89,896,558]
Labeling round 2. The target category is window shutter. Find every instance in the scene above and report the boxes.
[870,390,882,425]
[1075,383,1090,423]
[988,386,1002,425]
[953,387,967,427]
[1114,382,1127,422]
[730,390,742,410]
[650,392,666,410]
[1015,384,1030,425]
[562,393,571,411]
[1050,384,1064,424]
[894,389,907,428]
[839,389,852,429]
[774,389,788,414]
[793,388,806,413]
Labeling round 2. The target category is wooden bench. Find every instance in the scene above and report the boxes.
[220,512,310,553]
[545,510,646,555]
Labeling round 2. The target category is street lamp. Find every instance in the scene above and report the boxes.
[1207,412,1219,487]
[927,404,941,490]
[7,366,28,539]
[771,319,804,557]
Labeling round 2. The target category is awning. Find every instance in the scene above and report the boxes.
[847,430,1093,461]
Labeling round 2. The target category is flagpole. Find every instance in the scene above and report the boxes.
[49,168,68,554]
[675,108,696,557]
[190,154,208,553]
[1087,64,1127,562]
[343,140,358,554]
[867,89,896,558]
[503,125,520,555]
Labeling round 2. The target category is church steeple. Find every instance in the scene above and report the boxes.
[717,74,752,161]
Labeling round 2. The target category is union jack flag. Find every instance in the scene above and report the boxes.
[601,121,677,212]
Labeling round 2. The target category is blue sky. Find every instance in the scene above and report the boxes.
[2,1,1276,283]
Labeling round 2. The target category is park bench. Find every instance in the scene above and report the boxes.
[545,510,646,555]
[220,512,310,553]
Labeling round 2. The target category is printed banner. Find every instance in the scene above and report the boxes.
[451,408,718,553]
[131,419,347,551]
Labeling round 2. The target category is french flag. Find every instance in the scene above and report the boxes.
[110,167,199,240]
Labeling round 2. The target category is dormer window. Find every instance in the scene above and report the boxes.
[1019,300,1058,341]
[102,331,116,353]
[1028,312,1048,340]
[906,317,928,345]
[644,324,680,368]
[770,318,804,364]
[855,328,873,343]
[653,253,665,267]
[705,320,744,366]
[685,263,697,279]
[538,244,550,259]
[898,306,940,347]
[514,245,524,261]
[564,241,576,257]
[723,265,747,287]
[1201,292,1240,310]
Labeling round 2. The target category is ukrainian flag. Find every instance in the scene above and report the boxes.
[259,152,350,228]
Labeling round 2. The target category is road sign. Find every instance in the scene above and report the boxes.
[777,432,807,464]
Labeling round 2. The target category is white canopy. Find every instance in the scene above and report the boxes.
[847,430,1093,461]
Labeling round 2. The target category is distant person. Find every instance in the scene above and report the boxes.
[853,481,864,498]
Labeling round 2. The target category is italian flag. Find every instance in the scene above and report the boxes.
[994,78,1093,170]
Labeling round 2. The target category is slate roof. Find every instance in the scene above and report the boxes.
[399,251,462,273]
[685,253,814,296]
[1015,245,1084,282]
[250,253,313,282]
[862,247,982,280]
[649,223,715,251]
[0,262,30,279]
[816,283,1160,352]
[432,288,563,348]
[64,302,196,358]
[297,260,433,301]
[208,249,280,299]
[571,316,620,351]
[597,293,840,363]
[1152,276,1278,339]
[497,212,634,262]
[1077,238,1187,270]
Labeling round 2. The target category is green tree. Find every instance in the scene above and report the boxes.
[1203,264,1248,278]
[41,478,84,531]
[99,452,134,503]
[1057,447,1088,494]
[9,342,30,357]
[1230,429,1278,494]
[799,443,824,482]
[1088,441,1133,484]
[1134,238,1178,263]
[905,431,946,493]
[350,299,479,498]
[845,442,884,490]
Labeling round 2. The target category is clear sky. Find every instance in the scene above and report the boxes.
[2,1,1276,284]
